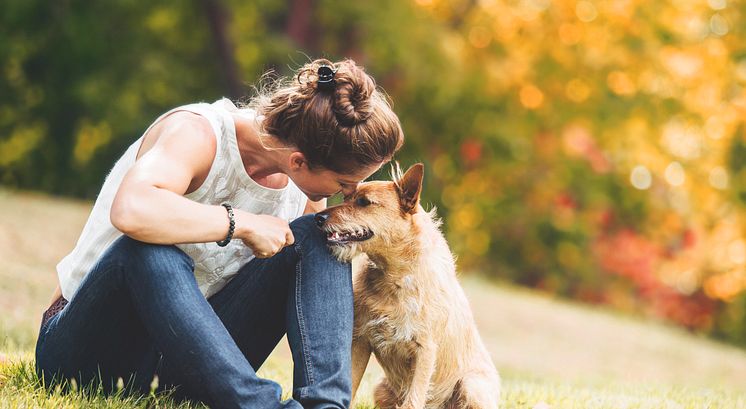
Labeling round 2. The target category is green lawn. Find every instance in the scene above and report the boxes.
[1,188,746,408]
[2,352,745,408]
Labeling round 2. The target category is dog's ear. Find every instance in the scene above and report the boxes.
[396,163,424,214]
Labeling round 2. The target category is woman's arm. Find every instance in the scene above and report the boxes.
[110,112,293,253]
[110,112,230,244]
[48,283,62,306]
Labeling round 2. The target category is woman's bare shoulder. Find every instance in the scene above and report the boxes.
[114,109,220,200]
[137,110,216,161]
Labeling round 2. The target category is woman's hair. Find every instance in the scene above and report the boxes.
[245,58,404,174]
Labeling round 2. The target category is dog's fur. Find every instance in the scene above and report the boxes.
[316,163,500,409]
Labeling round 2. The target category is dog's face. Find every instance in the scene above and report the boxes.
[314,163,424,262]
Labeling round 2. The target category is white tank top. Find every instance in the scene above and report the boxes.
[57,98,308,300]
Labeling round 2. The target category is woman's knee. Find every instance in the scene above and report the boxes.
[290,214,330,252]
[110,236,195,278]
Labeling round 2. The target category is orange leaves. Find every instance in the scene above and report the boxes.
[460,139,483,164]
[519,84,545,109]
[593,228,715,328]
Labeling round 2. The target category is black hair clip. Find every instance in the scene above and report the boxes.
[316,65,337,91]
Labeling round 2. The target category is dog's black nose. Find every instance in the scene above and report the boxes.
[314,213,329,227]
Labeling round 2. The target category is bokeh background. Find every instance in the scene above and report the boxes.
[2,0,746,353]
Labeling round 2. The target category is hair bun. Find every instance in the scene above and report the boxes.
[252,57,404,174]
[331,60,376,126]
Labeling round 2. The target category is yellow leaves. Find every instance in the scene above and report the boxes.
[659,257,701,295]
[557,241,582,269]
[5,59,44,110]
[520,84,544,109]
[660,119,702,160]
[728,239,746,265]
[441,185,461,207]
[145,80,170,103]
[146,7,178,34]
[450,204,490,258]
[514,0,551,22]
[73,119,111,166]
[704,271,745,302]
[709,13,729,36]
[704,115,729,140]
[468,26,492,48]
[735,60,746,84]
[414,0,435,6]
[664,162,686,187]
[492,9,520,42]
[706,218,745,274]
[575,1,599,23]
[454,203,483,230]
[708,167,728,190]
[660,48,703,81]
[236,42,260,73]
[465,229,491,256]
[606,71,636,97]
[733,90,746,115]
[0,123,46,167]
[441,32,467,65]
[630,166,652,190]
[565,79,590,102]
[5,58,24,89]
[558,23,583,45]
[561,124,593,157]
[433,154,455,180]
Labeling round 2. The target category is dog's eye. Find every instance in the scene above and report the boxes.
[355,197,371,207]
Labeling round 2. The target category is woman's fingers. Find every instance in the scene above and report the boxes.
[252,234,292,258]
[235,213,295,258]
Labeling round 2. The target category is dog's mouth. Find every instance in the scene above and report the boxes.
[325,228,374,245]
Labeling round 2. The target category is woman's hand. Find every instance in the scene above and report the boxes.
[235,211,295,258]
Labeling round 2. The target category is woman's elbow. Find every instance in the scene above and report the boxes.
[110,195,142,236]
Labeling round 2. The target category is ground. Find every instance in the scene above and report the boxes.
[1,189,745,408]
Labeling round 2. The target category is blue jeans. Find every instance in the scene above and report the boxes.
[34,214,353,409]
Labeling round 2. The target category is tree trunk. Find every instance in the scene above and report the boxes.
[286,0,318,53]
[200,0,243,98]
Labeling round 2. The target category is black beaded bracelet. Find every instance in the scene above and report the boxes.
[216,203,235,247]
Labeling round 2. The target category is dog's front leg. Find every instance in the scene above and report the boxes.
[351,336,372,402]
[399,339,437,409]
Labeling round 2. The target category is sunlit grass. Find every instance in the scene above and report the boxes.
[2,352,746,408]
[0,353,202,409]
[501,378,746,409]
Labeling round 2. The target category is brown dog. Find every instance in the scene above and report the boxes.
[314,163,500,408]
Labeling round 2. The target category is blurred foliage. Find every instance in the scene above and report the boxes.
[2,0,746,346]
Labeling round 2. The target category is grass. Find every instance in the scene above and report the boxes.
[0,354,203,408]
[1,188,746,408]
[2,352,745,408]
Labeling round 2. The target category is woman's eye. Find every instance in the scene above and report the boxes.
[355,197,371,207]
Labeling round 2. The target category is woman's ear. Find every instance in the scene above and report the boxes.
[288,152,308,171]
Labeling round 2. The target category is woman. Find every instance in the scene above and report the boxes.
[34,58,404,409]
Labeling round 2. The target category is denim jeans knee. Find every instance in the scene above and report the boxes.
[113,236,195,278]
[289,214,329,254]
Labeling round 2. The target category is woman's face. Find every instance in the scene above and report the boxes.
[289,154,384,202]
